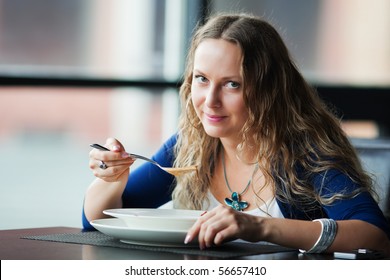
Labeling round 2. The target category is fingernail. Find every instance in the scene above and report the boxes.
[121,152,129,158]
[184,234,191,244]
[112,145,120,151]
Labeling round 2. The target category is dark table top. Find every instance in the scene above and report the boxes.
[0,226,339,260]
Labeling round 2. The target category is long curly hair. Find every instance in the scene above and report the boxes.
[172,13,376,212]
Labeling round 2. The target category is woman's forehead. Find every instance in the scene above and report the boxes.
[193,39,243,76]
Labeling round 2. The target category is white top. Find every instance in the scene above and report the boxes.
[160,191,284,218]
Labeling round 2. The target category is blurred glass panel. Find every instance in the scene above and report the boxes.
[210,0,390,86]
[341,120,380,139]
[0,0,186,80]
[0,87,179,229]
[0,0,186,230]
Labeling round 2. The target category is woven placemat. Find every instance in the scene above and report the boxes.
[22,231,295,259]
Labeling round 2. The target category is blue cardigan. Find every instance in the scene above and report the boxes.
[82,134,390,239]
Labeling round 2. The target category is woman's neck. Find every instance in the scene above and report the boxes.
[219,138,257,166]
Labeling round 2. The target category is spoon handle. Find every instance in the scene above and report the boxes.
[90,143,110,151]
[90,143,159,165]
[90,143,197,176]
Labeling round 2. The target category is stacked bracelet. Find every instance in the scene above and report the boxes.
[301,218,338,254]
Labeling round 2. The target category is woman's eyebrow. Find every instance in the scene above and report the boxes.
[193,69,242,80]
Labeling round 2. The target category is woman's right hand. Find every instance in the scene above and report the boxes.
[84,137,135,223]
[89,137,135,183]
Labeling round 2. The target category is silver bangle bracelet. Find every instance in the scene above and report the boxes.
[300,218,338,254]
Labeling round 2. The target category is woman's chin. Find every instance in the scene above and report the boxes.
[203,127,226,138]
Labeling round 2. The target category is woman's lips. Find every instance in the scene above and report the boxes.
[205,113,226,122]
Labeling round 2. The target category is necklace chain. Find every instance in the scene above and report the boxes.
[221,149,258,195]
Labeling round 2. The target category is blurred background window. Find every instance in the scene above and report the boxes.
[0,0,189,80]
[0,0,389,229]
[210,0,390,86]
[0,0,192,229]
[209,0,390,138]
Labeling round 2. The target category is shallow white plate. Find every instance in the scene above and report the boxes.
[90,218,198,247]
[103,208,204,231]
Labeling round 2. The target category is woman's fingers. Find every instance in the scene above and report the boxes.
[89,137,134,181]
[105,138,128,155]
[92,158,133,173]
[185,211,212,246]
[89,138,129,161]
[89,153,133,170]
[99,166,131,182]
[186,205,264,249]
[186,205,240,249]
[202,207,239,247]
[89,148,129,162]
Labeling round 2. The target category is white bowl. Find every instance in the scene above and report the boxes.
[103,208,204,231]
[91,218,199,247]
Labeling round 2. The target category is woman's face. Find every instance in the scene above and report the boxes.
[191,39,248,142]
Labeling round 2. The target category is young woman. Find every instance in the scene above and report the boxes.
[83,13,390,255]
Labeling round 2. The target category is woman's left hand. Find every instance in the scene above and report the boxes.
[185,205,265,249]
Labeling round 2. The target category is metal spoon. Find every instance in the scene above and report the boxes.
[90,143,197,177]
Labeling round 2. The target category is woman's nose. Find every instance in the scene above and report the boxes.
[205,85,221,108]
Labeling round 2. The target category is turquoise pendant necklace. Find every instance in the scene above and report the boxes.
[222,149,258,211]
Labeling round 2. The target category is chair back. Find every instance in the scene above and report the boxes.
[352,138,390,221]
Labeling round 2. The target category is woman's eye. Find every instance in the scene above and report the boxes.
[226,81,240,89]
[194,75,208,84]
